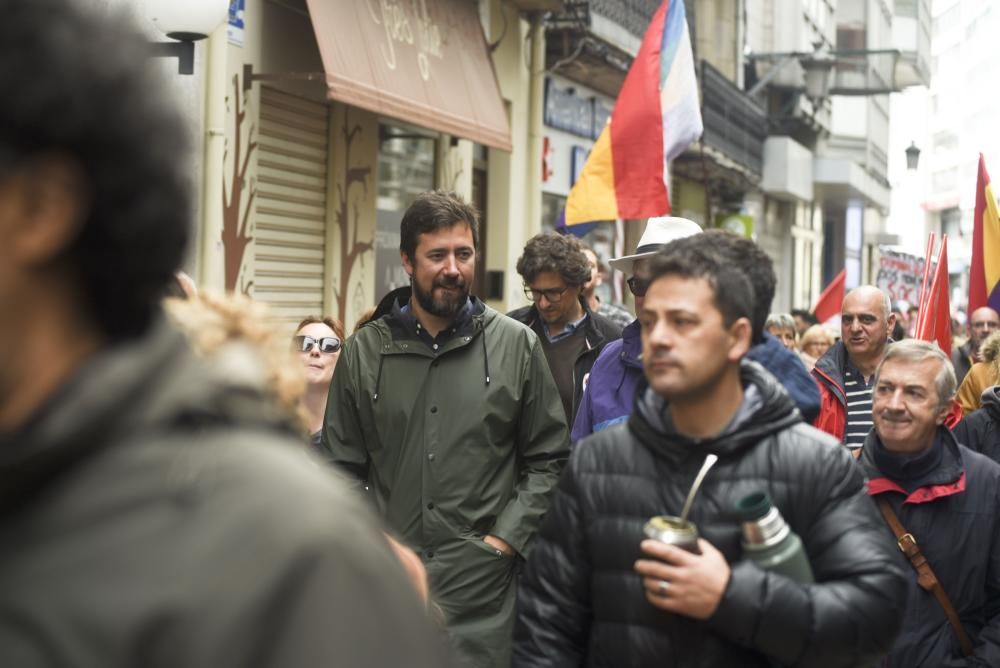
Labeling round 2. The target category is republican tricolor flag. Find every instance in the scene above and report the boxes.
[565,0,702,226]
[970,154,1000,313]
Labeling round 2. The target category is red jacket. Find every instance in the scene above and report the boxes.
[811,341,960,443]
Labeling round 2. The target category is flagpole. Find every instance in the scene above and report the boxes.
[915,232,935,333]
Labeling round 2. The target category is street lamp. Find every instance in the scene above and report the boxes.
[746,46,834,102]
[144,0,229,75]
[800,51,835,101]
[905,142,921,170]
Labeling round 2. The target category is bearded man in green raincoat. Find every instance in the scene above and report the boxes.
[321,190,569,667]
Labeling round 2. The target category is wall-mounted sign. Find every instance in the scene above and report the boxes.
[544,77,613,140]
[227,0,245,47]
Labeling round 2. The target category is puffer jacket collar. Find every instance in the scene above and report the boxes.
[860,427,966,504]
[627,360,801,467]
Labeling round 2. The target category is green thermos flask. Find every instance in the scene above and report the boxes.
[735,491,814,584]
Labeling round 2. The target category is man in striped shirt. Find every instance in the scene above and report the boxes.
[812,286,895,454]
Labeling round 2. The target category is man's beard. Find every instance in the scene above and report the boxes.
[413,276,469,319]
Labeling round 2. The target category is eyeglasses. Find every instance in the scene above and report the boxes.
[524,284,570,303]
[626,277,649,297]
[293,335,342,354]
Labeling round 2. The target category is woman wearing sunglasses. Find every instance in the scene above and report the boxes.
[293,316,345,445]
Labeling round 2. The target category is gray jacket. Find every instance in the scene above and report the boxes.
[0,319,447,667]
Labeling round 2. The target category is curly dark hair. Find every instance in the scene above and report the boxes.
[644,243,754,328]
[516,233,592,286]
[399,190,480,260]
[0,0,192,341]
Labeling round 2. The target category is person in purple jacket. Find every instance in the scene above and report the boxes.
[572,225,822,442]
[572,217,702,442]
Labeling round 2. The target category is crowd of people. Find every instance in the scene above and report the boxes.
[5,1,1000,667]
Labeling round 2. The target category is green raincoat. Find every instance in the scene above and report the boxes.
[321,290,569,667]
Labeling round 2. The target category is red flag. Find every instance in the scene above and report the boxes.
[813,269,846,323]
[970,154,1000,313]
[915,237,951,357]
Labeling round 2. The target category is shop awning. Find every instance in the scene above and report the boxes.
[305,0,512,151]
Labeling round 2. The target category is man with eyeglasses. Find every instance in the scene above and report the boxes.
[509,233,622,425]
[571,217,702,441]
[952,306,1000,384]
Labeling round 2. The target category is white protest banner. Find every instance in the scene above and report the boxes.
[875,248,927,306]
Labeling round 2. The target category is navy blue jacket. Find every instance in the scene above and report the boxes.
[859,428,1000,667]
[746,332,821,422]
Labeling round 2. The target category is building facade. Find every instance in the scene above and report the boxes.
[890,0,995,310]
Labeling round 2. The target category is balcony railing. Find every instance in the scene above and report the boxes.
[700,60,766,176]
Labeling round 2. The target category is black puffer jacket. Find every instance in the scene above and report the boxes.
[953,386,1000,464]
[513,361,907,667]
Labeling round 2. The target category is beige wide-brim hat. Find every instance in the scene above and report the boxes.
[607,216,703,274]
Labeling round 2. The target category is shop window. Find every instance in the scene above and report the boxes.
[375,125,436,303]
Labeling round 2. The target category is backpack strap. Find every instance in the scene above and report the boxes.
[876,496,974,657]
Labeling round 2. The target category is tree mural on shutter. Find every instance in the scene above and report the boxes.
[333,111,373,322]
[222,74,257,293]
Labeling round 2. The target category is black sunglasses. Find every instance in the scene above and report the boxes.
[626,277,649,297]
[293,335,342,354]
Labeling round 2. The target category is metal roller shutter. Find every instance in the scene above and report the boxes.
[254,87,329,330]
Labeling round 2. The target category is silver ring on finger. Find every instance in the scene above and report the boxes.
[658,579,669,595]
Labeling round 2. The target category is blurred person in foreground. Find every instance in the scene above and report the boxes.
[859,340,1000,666]
[322,190,568,668]
[170,296,431,608]
[952,306,1000,384]
[0,2,446,665]
[514,243,906,667]
[293,315,345,446]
